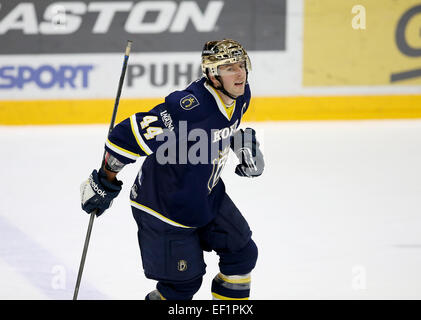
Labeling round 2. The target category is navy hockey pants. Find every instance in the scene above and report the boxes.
[132,193,258,300]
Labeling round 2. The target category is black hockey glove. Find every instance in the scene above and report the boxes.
[80,168,123,216]
[230,128,265,178]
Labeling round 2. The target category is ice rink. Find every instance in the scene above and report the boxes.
[1,120,421,300]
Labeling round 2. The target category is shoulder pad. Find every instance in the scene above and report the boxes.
[165,90,198,113]
[165,78,207,113]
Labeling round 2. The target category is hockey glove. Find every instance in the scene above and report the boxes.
[230,128,265,178]
[80,168,123,216]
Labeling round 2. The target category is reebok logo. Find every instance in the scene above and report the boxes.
[89,174,106,198]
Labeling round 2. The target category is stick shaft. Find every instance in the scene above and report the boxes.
[73,40,132,300]
[73,211,95,300]
[108,41,132,138]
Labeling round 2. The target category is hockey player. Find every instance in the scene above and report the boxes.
[80,39,265,300]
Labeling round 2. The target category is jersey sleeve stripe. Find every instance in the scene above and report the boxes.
[130,115,153,156]
[105,139,139,160]
[130,200,195,229]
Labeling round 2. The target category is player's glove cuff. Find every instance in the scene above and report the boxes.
[230,128,265,178]
[80,168,123,216]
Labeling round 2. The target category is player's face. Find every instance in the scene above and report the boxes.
[217,61,247,97]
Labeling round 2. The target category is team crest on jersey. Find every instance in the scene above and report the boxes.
[178,260,188,272]
[180,94,200,110]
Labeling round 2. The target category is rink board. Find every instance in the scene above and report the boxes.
[2,95,421,125]
[0,0,420,124]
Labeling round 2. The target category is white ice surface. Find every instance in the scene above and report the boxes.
[1,120,421,300]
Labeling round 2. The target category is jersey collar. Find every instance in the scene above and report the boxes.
[204,81,236,121]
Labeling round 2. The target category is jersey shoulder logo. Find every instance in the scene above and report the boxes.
[180,94,200,110]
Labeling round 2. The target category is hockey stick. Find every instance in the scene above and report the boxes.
[73,40,133,300]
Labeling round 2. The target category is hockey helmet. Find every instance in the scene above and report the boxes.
[201,39,252,79]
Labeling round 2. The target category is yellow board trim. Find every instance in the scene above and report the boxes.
[212,292,249,300]
[1,95,421,125]
[0,98,163,125]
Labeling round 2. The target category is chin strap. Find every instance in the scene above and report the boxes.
[209,76,238,100]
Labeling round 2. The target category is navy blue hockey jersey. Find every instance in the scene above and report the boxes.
[104,77,251,228]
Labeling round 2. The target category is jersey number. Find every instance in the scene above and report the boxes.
[140,116,163,140]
